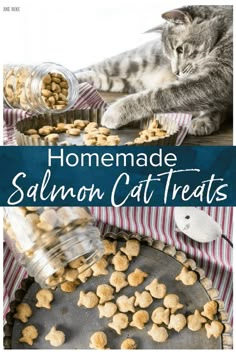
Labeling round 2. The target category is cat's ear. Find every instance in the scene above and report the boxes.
[162,9,192,24]
[144,24,164,33]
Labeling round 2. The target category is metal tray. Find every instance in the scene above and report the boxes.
[3,231,233,349]
[15,109,179,146]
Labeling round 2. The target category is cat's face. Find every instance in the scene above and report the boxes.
[161,9,218,78]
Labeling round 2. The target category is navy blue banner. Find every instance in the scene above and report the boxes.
[0,146,235,206]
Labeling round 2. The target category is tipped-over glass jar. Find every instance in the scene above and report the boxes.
[3,63,80,114]
[4,207,104,288]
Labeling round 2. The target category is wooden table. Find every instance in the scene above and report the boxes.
[99,92,233,146]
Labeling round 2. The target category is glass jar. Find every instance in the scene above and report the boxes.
[3,63,80,114]
[3,206,104,288]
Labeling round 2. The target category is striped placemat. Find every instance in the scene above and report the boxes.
[3,207,233,325]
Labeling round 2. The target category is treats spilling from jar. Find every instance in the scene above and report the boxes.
[41,72,69,110]
[3,66,69,111]
[3,206,99,287]
[23,118,169,146]
[24,120,121,146]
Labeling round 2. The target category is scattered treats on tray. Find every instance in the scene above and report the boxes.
[10,237,228,349]
[20,117,173,146]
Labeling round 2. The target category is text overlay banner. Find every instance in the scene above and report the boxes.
[0,146,235,206]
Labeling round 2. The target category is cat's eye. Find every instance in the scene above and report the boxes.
[176,46,183,54]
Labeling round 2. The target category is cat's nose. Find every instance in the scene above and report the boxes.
[175,70,180,76]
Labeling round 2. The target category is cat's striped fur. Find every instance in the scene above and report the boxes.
[76,6,232,135]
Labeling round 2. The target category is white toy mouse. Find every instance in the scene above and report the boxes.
[174,207,232,247]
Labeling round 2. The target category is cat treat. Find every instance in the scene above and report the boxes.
[69,256,86,269]
[24,129,38,136]
[163,294,184,314]
[66,127,81,136]
[108,313,129,335]
[134,291,153,308]
[130,310,149,330]
[151,307,170,326]
[98,302,118,318]
[120,239,140,260]
[103,239,117,256]
[55,123,68,133]
[45,326,66,347]
[84,122,98,132]
[187,310,207,331]
[89,331,108,349]
[116,295,136,313]
[77,264,93,283]
[19,325,38,346]
[109,271,128,292]
[38,126,54,136]
[145,279,167,299]
[64,269,78,282]
[91,257,109,276]
[175,267,198,286]
[120,338,137,349]
[96,284,115,304]
[201,300,218,320]
[147,324,169,343]
[77,291,99,308]
[168,314,187,332]
[111,251,130,272]
[127,268,148,287]
[74,119,89,129]
[44,133,60,143]
[35,289,54,309]
[13,303,32,323]
[205,321,224,339]
[60,281,78,293]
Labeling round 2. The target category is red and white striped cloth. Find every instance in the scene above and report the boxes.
[4,207,233,325]
[3,82,192,146]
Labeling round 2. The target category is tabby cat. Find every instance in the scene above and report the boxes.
[76,6,232,135]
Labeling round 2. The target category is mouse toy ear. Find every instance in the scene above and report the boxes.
[162,9,192,24]
[144,24,164,33]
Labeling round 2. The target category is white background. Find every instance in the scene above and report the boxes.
[1,0,233,71]
[2,0,171,70]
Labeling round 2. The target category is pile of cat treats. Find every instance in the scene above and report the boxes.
[24,120,120,146]
[13,239,224,349]
[127,120,169,145]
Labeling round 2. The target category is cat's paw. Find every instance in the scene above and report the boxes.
[188,117,218,136]
[101,101,127,129]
